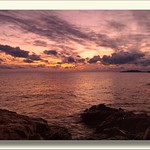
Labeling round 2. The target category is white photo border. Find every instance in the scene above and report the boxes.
[0,0,150,10]
[0,0,150,149]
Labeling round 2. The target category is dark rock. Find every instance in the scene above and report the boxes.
[0,109,72,140]
[47,126,72,140]
[102,127,127,136]
[116,116,149,133]
[81,104,126,127]
[81,104,150,140]
[143,127,150,140]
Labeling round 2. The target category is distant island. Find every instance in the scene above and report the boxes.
[120,70,150,73]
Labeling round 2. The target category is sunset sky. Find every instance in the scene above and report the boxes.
[0,10,149,71]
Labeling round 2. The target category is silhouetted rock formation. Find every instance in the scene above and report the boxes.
[2,104,150,140]
[0,109,72,140]
[120,70,150,73]
[81,104,150,140]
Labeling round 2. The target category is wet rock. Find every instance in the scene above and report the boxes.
[116,116,149,133]
[47,126,72,140]
[81,104,150,140]
[143,127,150,140]
[0,109,72,140]
[81,104,126,127]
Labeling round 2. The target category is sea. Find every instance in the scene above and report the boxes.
[0,71,150,139]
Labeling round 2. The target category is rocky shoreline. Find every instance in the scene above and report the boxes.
[81,104,150,140]
[0,109,71,140]
[1,104,150,140]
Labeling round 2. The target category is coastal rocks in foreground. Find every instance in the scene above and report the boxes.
[0,109,72,140]
[81,104,150,140]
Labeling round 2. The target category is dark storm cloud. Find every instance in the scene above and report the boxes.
[95,33,149,53]
[44,50,58,56]
[28,53,42,61]
[66,57,75,63]
[134,57,150,66]
[25,53,49,64]
[0,11,91,45]
[56,45,80,60]
[0,11,149,55]
[43,59,49,64]
[95,34,121,50]
[58,45,76,51]
[0,44,43,63]
[43,44,78,60]
[23,58,33,63]
[95,11,149,51]
[77,58,85,63]
[43,47,85,64]
[0,10,149,70]
[42,14,90,43]
[33,40,47,47]
[101,51,145,65]
[0,44,29,58]
[141,59,150,66]
[88,55,101,64]
[61,55,85,64]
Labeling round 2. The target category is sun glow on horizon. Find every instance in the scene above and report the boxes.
[0,10,149,71]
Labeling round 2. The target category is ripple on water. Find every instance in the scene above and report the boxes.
[0,72,150,138]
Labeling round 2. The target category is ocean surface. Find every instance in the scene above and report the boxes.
[0,71,150,139]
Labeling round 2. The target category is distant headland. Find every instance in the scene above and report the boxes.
[120,70,150,73]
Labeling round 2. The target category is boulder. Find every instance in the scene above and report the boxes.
[81,104,150,140]
[0,109,72,140]
[143,127,150,140]
[81,104,126,127]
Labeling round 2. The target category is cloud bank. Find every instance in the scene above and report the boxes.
[0,10,149,70]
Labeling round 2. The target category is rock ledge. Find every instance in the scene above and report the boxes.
[0,109,72,140]
[81,104,150,140]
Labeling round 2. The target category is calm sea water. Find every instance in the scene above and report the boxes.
[0,71,150,138]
